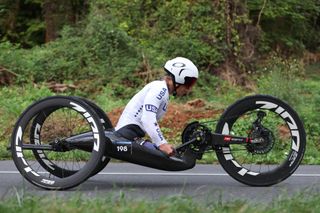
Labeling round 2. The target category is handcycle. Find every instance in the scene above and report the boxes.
[9,95,306,190]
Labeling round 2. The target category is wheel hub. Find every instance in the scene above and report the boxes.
[50,138,71,152]
[247,127,275,154]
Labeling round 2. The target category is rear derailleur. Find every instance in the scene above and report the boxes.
[246,111,275,154]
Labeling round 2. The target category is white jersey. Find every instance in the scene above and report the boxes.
[115,80,169,146]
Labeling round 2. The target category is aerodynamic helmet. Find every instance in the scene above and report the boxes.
[164,57,198,88]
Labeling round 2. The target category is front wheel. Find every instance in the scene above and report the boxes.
[215,95,306,186]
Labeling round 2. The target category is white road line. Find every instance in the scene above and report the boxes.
[100,172,229,176]
[292,174,320,177]
[0,171,320,177]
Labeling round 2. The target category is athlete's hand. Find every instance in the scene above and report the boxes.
[158,143,175,156]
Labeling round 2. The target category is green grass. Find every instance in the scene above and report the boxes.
[0,85,54,159]
[0,191,320,213]
[0,83,132,158]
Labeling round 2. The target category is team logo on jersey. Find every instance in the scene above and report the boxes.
[145,104,158,113]
[156,88,167,100]
[162,103,167,111]
[156,128,164,141]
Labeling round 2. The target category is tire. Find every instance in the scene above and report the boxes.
[11,96,106,190]
[74,97,112,176]
[29,97,113,178]
[30,97,113,178]
[215,95,306,186]
[30,106,77,178]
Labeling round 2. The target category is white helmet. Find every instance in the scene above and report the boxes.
[164,57,199,86]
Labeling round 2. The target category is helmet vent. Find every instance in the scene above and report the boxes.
[178,69,186,76]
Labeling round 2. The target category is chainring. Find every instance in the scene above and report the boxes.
[181,121,211,158]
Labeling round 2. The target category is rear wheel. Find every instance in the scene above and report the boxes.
[29,97,113,178]
[11,96,106,190]
[75,97,112,176]
[215,95,306,186]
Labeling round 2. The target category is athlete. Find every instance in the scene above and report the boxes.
[115,57,199,156]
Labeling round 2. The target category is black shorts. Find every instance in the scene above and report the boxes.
[116,124,145,141]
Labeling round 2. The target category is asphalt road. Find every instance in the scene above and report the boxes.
[1,160,320,202]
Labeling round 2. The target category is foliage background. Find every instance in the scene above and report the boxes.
[0,0,319,162]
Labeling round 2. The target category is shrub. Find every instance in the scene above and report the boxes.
[257,54,304,107]
[0,11,143,84]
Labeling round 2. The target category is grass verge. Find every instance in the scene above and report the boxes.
[0,191,319,213]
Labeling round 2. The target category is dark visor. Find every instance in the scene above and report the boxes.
[184,77,197,88]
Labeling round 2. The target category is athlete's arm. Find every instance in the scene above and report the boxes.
[140,87,167,147]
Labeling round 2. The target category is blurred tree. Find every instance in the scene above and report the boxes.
[43,0,89,42]
[0,0,89,46]
[0,0,319,86]
[0,0,43,47]
[0,0,20,41]
[248,0,320,53]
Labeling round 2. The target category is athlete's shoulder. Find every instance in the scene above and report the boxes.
[146,80,166,87]
[146,80,168,96]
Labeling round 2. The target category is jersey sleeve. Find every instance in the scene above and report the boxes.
[140,87,168,147]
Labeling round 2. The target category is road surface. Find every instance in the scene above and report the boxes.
[1,161,319,202]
